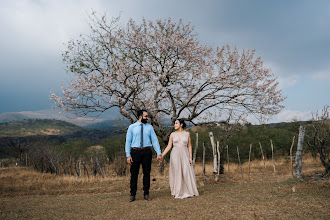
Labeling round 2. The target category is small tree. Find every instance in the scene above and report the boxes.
[218,110,245,174]
[306,106,330,175]
[6,137,33,166]
[29,140,53,173]
[50,12,285,145]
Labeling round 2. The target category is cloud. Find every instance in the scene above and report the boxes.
[246,109,312,124]
[0,0,104,56]
[270,110,311,123]
[277,75,299,89]
[311,66,330,82]
[262,61,299,89]
[203,0,330,76]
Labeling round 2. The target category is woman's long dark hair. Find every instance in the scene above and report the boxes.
[176,118,186,129]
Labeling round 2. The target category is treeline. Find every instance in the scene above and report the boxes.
[1,120,320,176]
[0,128,124,158]
[0,126,127,177]
[189,121,314,164]
[2,136,128,177]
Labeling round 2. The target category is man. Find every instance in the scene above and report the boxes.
[125,109,162,202]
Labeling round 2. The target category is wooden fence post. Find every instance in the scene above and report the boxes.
[215,141,221,182]
[293,126,305,178]
[259,142,266,172]
[226,145,231,179]
[203,142,206,176]
[270,140,277,181]
[83,161,89,178]
[217,141,221,175]
[95,157,104,177]
[90,157,94,176]
[290,136,296,177]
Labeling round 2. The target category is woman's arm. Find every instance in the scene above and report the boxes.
[188,132,193,164]
[162,133,174,157]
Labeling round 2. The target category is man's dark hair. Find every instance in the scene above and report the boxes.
[137,109,148,118]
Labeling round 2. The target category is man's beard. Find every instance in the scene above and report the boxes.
[141,119,148,124]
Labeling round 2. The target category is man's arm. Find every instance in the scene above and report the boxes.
[125,126,133,157]
[150,126,162,156]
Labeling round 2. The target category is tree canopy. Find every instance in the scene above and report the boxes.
[51,12,285,142]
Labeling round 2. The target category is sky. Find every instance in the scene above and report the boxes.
[0,0,329,123]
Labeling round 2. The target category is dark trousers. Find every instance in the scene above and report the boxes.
[130,148,152,196]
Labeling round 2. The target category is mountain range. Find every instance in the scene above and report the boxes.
[0,108,122,127]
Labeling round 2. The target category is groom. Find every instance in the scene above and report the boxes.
[125,109,162,202]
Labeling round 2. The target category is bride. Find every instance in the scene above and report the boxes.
[162,119,199,199]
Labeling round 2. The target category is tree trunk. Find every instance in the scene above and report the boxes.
[25,152,28,167]
[259,142,266,171]
[50,159,58,175]
[237,145,244,183]
[219,145,225,174]
[19,150,23,166]
[270,140,277,181]
[90,157,96,176]
[293,125,305,178]
[202,142,206,176]
[319,153,330,175]
[209,132,217,174]
[78,160,82,177]
[69,156,73,175]
[74,159,79,176]
[226,145,231,179]
[83,161,89,178]
[215,141,221,182]
[95,157,104,177]
[248,144,252,182]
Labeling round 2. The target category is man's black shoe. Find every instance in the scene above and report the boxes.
[129,195,135,202]
[144,195,151,201]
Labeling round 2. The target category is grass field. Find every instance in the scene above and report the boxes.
[0,155,329,219]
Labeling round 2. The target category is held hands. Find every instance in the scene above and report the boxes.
[157,155,163,162]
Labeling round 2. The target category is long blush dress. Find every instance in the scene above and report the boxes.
[169,131,199,199]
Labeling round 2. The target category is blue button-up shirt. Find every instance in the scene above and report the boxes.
[125,121,162,157]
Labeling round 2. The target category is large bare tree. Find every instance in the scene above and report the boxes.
[51,12,285,144]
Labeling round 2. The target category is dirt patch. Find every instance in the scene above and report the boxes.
[41,129,61,135]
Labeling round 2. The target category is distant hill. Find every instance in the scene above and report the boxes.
[0,112,30,123]
[0,119,85,137]
[0,108,122,127]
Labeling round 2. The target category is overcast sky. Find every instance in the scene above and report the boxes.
[0,0,329,123]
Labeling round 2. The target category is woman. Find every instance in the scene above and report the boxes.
[162,119,199,199]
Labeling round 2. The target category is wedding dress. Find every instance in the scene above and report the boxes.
[169,132,199,199]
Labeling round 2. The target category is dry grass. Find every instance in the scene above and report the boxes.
[0,154,329,219]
